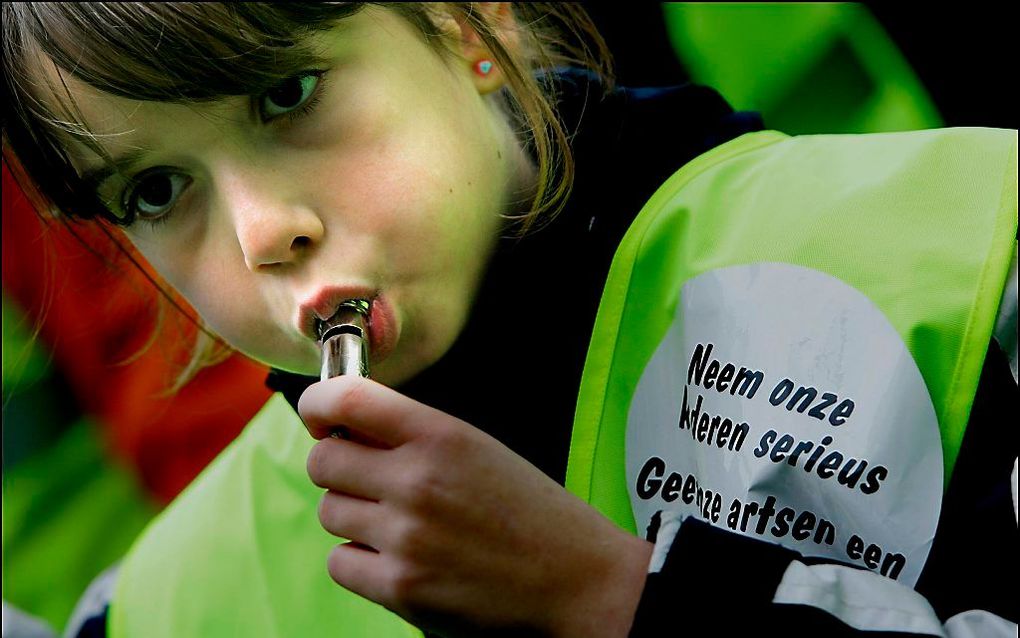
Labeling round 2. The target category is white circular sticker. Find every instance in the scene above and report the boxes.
[626,263,942,585]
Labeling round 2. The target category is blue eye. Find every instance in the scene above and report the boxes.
[259,71,325,122]
[125,171,190,224]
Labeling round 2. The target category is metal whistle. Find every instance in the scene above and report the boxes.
[318,299,371,381]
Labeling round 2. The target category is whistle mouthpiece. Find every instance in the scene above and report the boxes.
[318,299,371,381]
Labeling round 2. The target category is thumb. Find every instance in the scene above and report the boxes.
[297,376,426,447]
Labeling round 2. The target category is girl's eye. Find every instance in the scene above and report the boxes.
[125,171,190,223]
[259,71,325,122]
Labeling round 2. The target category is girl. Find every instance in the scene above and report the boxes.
[3,3,1015,638]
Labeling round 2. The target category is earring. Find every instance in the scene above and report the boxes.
[473,59,494,76]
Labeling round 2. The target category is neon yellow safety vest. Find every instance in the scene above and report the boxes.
[566,128,1016,586]
[109,392,423,637]
[111,128,1016,635]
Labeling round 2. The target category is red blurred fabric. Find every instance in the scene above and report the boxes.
[2,165,272,504]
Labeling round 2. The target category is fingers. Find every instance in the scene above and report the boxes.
[307,437,392,500]
[326,542,397,608]
[299,376,438,446]
[317,490,388,549]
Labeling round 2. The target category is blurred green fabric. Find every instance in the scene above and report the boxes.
[663,3,942,134]
[3,294,156,631]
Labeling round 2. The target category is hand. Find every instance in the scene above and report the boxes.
[299,376,652,637]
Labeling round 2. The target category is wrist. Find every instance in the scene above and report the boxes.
[547,528,653,638]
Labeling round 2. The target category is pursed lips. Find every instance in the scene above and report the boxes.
[297,285,378,341]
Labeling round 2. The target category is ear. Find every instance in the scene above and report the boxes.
[433,2,518,96]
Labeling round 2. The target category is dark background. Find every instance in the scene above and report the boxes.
[582,3,1015,130]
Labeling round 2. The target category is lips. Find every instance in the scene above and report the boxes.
[297,287,397,364]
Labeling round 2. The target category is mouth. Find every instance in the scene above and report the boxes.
[298,286,376,341]
[297,287,397,364]
[316,299,371,342]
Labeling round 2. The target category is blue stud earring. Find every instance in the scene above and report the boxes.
[473,59,494,76]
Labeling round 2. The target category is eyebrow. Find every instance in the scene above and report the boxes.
[80,149,149,188]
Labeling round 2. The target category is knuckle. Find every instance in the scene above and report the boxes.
[295,384,316,418]
[387,560,427,603]
[317,492,334,528]
[389,515,426,556]
[306,442,333,486]
[404,465,445,508]
[326,545,349,585]
[424,419,470,458]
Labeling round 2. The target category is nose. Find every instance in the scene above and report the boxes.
[218,167,326,271]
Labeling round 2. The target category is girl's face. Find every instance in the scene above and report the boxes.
[61,7,536,385]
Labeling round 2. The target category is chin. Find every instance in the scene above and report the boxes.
[369,360,410,388]
[370,347,438,387]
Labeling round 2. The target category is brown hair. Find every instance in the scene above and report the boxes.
[2,2,613,385]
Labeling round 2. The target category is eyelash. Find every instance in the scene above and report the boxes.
[276,70,328,124]
[120,71,330,228]
[119,170,186,229]
[283,92,323,125]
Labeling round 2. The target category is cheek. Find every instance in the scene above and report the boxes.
[186,273,257,338]
[131,236,268,348]
[320,115,502,275]
[303,55,506,277]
